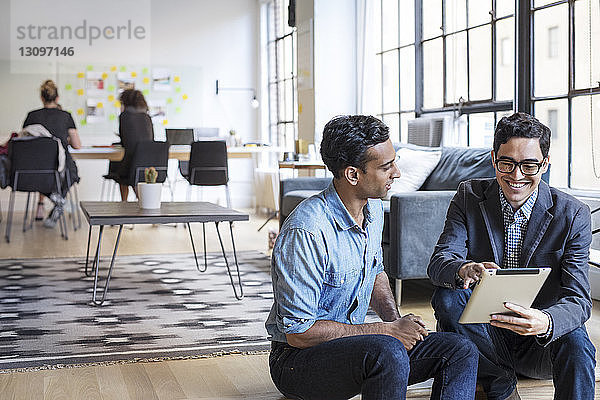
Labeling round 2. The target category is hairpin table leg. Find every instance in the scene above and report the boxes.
[215,221,244,300]
[91,225,123,306]
[187,222,208,272]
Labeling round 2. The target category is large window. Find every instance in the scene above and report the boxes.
[369,0,600,191]
[374,0,416,142]
[266,0,297,150]
[532,0,600,190]
[372,0,513,146]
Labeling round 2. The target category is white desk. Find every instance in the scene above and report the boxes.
[71,145,284,161]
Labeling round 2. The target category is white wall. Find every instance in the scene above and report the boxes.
[0,0,261,209]
[296,0,357,146]
[313,0,357,144]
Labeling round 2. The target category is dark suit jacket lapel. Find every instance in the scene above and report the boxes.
[479,181,504,265]
[521,181,554,267]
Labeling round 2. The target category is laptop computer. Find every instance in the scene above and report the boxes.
[166,128,194,146]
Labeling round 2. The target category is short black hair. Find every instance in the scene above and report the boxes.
[494,112,551,158]
[320,115,390,179]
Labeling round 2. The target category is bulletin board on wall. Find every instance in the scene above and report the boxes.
[54,62,202,143]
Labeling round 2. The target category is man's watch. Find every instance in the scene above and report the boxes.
[537,310,553,339]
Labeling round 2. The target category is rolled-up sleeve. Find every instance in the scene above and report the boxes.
[374,246,384,274]
[273,228,326,335]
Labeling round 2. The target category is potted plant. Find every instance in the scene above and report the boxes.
[137,167,162,209]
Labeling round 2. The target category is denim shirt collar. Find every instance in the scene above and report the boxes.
[324,182,373,231]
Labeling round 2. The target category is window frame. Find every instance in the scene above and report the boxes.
[266,0,297,150]
[372,0,600,191]
[374,0,514,145]
[530,0,600,188]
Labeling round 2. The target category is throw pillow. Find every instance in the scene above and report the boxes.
[385,147,442,198]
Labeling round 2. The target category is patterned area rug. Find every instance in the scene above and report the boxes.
[0,251,273,370]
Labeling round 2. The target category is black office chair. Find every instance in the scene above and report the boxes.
[5,137,70,242]
[180,140,231,273]
[105,140,169,194]
[165,129,194,201]
[183,140,231,207]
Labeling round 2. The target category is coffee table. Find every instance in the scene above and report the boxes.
[80,201,249,306]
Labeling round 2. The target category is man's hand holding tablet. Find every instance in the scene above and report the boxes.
[458,261,500,289]
[490,302,551,336]
[458,267,551,325]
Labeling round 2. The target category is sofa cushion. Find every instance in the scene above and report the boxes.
[387,146,442,197]
[281,190,322,216]
[421,147,495,191]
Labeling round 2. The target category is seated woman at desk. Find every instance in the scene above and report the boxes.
[23,79,81,227]
[111,89,154,201]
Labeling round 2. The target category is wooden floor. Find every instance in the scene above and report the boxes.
[0,210,599,399]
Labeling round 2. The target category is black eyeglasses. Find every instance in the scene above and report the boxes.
[494,159,546,176]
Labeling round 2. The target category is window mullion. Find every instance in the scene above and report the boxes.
[515,0,532,113]
[491,0,497,101]
[442,0,447,106]
[397,0,402,138]
[415,0,424,115]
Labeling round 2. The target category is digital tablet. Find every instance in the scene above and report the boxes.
[459,267,551,324]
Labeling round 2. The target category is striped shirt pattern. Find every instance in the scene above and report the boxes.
[499,187,538,269]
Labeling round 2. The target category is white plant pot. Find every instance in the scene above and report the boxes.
[137,182,162,209]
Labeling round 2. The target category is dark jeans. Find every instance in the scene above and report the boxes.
[432,287,596,400]
[269,332,478,400]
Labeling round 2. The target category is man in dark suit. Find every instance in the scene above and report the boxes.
[428,112,595,400]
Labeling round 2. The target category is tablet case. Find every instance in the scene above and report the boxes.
[459,268,551,324]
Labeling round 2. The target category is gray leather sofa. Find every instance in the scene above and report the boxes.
[386,147,496,304]
[279,146,508,305]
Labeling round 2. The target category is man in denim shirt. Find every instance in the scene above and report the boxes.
[266,115,479,400]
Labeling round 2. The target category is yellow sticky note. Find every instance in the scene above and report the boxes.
[131,71,137,78]
[298,103,303,113]
[182,94,188,100]
[96,102,103,108]
[143,77,150,84]
[114,101,121,108]
[77,89,84,96]
[101,72,108,80]
[108,94,115,102]
[77,108,84,115]
[110,66,117,72]
[174,76,180,82]
[77,72,84,79]
[162,119,168,126]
